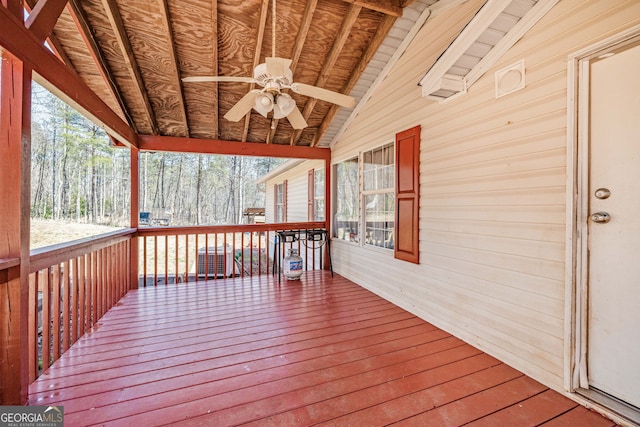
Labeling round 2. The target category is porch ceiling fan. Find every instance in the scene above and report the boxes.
[181,0,356,130]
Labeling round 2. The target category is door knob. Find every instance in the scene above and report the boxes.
[590,212,610,223]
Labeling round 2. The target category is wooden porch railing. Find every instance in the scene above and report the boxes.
[28,229,135,382]
[136,222,327,286]
[25,222,328,382]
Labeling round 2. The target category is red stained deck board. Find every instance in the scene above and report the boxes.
[541,406,619,427]
[48,297,403,370]
[31,308,420,396]
[28,271,619,427]
[35,325,450,415]
[391,375,547,426]
[464,389,579,426]
[63,333,466,425]
[241,353,503,426]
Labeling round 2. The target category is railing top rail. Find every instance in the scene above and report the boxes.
[0,257,20,271]
[137,222,326,236]
[30,228,136,273]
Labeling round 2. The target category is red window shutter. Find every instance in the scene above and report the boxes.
[395,125,420,263]
[308,169,314,221]
[283,179,288,222]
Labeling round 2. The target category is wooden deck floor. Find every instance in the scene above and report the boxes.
[29,271,616,426]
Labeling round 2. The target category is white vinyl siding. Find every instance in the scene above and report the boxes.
[330,0,640,394]
[263,159,324,223]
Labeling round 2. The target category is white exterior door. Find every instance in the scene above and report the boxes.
[586,40,640,410]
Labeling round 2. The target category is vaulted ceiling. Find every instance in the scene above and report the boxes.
[21,0,427,147]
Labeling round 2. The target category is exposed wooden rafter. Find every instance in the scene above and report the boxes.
[338,0,402,16]
[158,0,189,136]
[312,13,397,146]
[0,5,137,146]
[241,0,269,143]
[100,0,159,134]
[67,0,136,131]
[290,4,361,145]
[23,0,74,67]
[265,0,318,144]
[24,0,68,42]
[211,0,219,138]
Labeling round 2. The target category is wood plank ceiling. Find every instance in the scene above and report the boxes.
[31,0,418,147]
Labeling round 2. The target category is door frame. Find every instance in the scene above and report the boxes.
[566,24,640,425]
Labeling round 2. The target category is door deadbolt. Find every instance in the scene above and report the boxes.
[590,212,610,223]
[594,188,611,199]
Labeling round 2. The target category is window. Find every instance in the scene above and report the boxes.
[274,180,287,222]
[308,168,325,221]
[363,143,395,249]
[334,157,359,242]
[332,125,420,262]
[313,168,325,221]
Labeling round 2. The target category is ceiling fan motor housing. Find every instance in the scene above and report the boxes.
[253,62,293,87]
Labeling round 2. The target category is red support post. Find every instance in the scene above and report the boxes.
[0,48,32,404]
[130,148,139,289]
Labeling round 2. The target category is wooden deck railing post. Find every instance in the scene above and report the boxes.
[130,148,140,289]
[0,45,32,405]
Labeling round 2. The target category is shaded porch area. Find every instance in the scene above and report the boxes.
[29,271,615,426]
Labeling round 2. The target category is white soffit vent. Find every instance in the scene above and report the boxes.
[419,0,559,102]
[495,59,525,97]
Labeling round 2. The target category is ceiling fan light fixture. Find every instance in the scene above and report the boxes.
[254,92,274,117]
[273,93,296,118]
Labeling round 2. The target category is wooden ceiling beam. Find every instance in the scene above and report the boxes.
[211,0,219,138]
[25,0,68,42]
[241,0,269,143]
[138,135,331,161]
[266,0,318,144]
[338,0,402,17]
[312,13,397,146]
[23,0,74,67]
[158,0,189,136]
[67,0,136,132]
[0,5,137,146]
[100,0,159,134]
[290,3,361,145]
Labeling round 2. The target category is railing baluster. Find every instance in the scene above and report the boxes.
[42,268,50,372]
[52,264,61,361]
[194,233,199,282]
[185,234,190,283]
[92,250,98,326]
[143,236,148,287]
[78,254,86,338]
[164,235,169,285]
[71,258,79,346]
[153,236,158,286]
[175,235,179,284]
[28,272,37,383]
[204,234,209,281]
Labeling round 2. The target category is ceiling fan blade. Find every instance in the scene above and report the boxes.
[266,57,292,77]
[286,106,308,130]
[290,83,356,108]
[182,76,256,83]
[224,90,259,122]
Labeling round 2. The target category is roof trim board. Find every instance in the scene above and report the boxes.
[419,0,559,102]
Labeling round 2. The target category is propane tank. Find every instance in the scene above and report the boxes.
[283,248,303,280]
